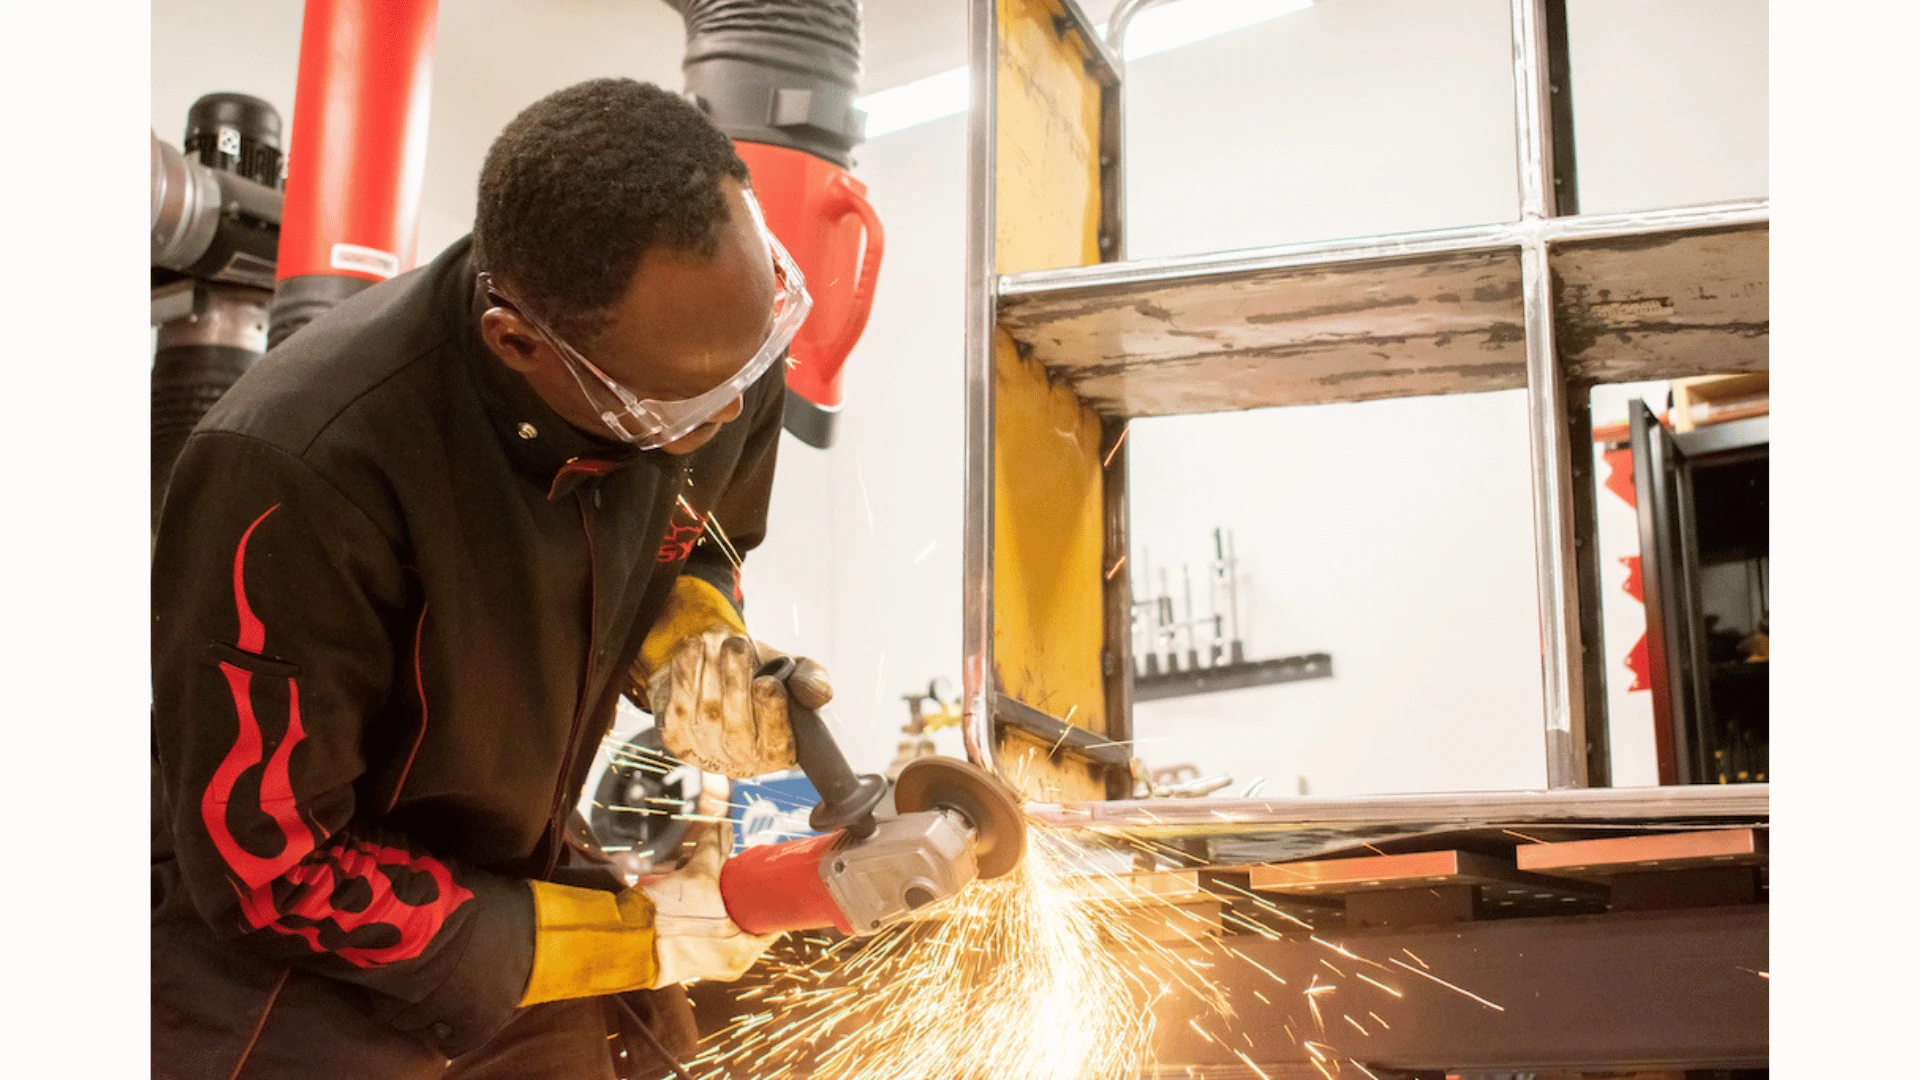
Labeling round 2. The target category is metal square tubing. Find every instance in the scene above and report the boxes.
[962,0,1003,776]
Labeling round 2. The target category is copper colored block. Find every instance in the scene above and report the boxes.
[1514,827,1765,878]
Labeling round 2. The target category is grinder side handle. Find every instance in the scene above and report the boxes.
[758,656,887,837]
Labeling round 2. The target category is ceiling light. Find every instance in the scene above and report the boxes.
[1119,0,1313,61]
[858,64,970,139]
[854,0,1312,139]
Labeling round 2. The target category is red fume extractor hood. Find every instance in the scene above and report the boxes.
[666,0,884,449]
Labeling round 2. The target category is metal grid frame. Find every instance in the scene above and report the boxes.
[962,0,1769,795]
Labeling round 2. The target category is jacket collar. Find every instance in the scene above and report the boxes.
[450,244,641,501]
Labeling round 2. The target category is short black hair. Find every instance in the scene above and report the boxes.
[472,78,750,345]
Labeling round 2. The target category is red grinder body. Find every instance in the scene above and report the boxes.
[718,831,856,937]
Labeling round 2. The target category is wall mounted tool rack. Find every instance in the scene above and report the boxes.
[959,0,1769,1074]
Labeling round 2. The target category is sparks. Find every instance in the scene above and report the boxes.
[1387,957,1505,1012]
[1354,973,1402,998]
[687,829,1232,1080]
[1102,422,1130,467]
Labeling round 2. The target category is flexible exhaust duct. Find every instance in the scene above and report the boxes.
[151,285,271,529]
[668,0,866,166]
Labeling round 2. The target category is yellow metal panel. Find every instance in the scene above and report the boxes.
[992,332,1108,801]
[994,0,1102,275]
[989,0,1111,801]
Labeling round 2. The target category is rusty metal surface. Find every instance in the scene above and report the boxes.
[1556,221,1770,385]
[1516,826,1766,877]
[994,201,1768,418]
[1000,234,1531,414]
[1143,906,1769,1074]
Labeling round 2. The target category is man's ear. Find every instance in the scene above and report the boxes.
[480,307,544,375]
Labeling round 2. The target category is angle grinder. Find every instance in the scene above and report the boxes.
[717,657,1028,937]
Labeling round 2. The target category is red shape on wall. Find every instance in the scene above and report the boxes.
[1624,632,1651,692]
[1602,446,1637,509]
[1618,555,1649,692]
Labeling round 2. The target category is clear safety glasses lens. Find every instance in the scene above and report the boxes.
[481,188,811,450]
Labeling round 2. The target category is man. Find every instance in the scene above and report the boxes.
[152,78,829,1079]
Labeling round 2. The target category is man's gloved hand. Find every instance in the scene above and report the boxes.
[519,823,777,1006]
[629,576,833,779]
[640,822,779,987]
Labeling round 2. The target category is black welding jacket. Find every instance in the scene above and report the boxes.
[150,236,783,1077]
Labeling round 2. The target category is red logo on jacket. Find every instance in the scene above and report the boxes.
[658,497,709,564]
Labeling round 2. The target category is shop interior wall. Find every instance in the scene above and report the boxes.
[152,0,1767,793]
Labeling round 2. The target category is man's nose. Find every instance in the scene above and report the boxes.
[711,395,745,426]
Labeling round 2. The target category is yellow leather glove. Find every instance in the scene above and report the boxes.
[519,880,659,1006]
[629,577,832,779]
[519,824,776,1006]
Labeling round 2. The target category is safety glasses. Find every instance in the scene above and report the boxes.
[480,188,810,450]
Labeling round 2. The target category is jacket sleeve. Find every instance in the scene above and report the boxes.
[679,367,785,616]
[152,431,534,1057]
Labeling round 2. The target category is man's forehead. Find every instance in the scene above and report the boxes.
[593,203,778,398]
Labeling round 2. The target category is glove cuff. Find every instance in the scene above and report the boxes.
[632,576,749,694]
[519,881,659,1006]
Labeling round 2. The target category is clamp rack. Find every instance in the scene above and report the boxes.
[957,0,1770,1074]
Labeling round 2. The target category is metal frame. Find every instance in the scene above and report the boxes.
[999,197,1767,297]
[965,0,1766,793]
[960,0,1002,777]
[1027,779,1767,833]
[963,0,1130,789]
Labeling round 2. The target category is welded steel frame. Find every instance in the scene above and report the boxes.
[960,0,999,776]
[962,0,1129,788]
[1027,778,1768,835]
[964,0,1767,792]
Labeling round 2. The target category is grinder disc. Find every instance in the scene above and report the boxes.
[893,757,1028,879]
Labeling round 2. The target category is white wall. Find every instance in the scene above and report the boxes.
[153,0,1768,793]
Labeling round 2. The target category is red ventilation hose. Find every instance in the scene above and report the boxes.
[270,0,439,347]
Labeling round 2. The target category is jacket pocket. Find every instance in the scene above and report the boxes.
[204,640,301,679]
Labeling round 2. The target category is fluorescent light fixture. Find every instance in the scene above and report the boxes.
[1120,0,1313,61]
[859,65,970,139]
[854,0,1312,139]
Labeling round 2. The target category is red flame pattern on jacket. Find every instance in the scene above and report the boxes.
[198,505,473,967]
